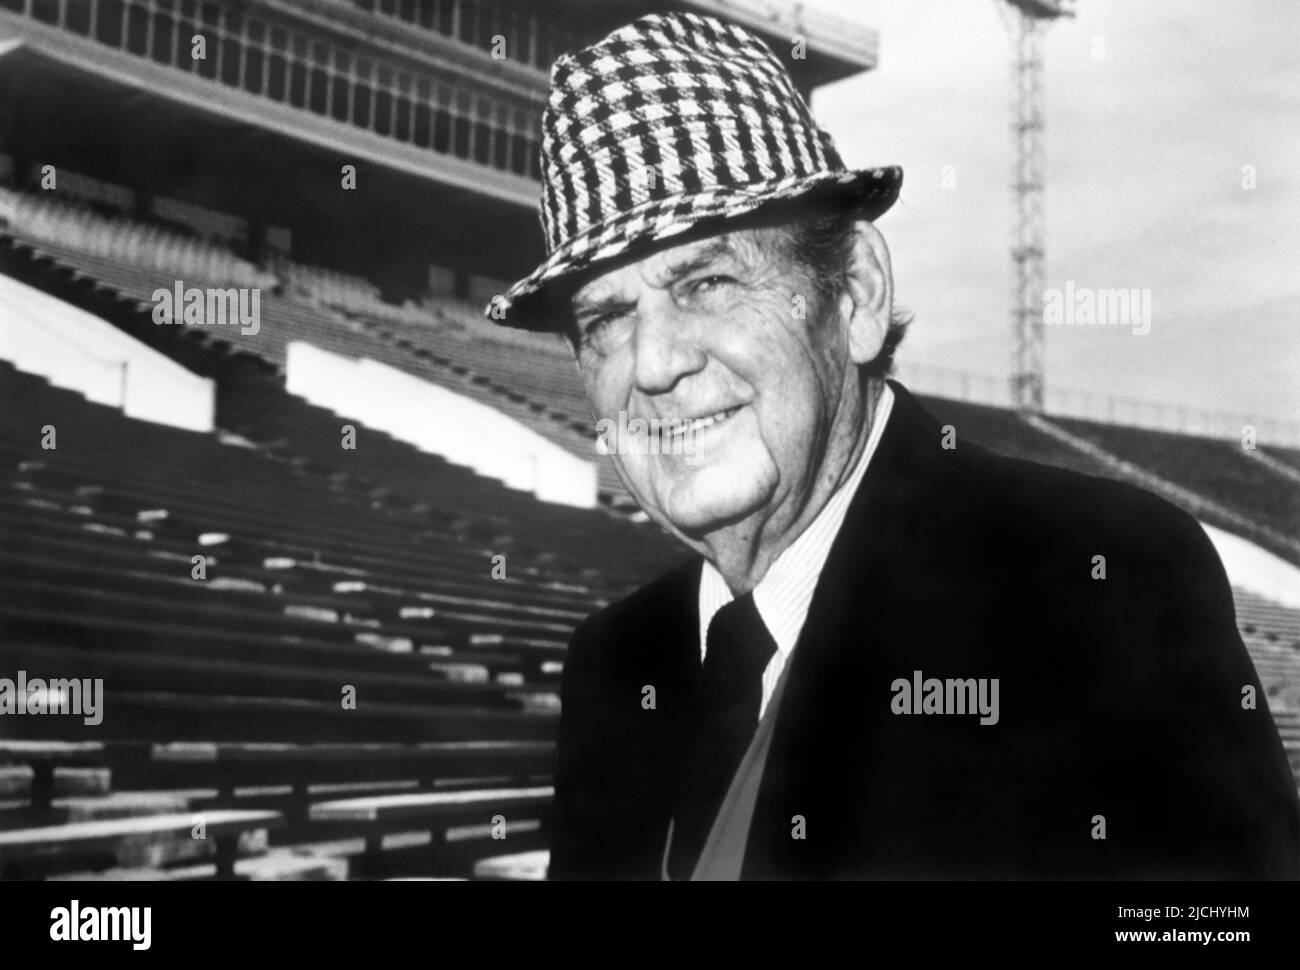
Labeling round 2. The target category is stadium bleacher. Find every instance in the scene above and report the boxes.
[1265,447,1300,476]
[1053,417,1300,554]
[0,356,680,879]
[0,197,636,508]
[914,396,1115,480]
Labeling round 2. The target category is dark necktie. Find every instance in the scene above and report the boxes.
[668,591,777,879]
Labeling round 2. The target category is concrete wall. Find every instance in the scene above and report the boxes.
[285,340,596,508]
[0,273,214,432]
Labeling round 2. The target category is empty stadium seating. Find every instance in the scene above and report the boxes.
[0,359,682,878]
[1266,447,1300,476]
[1053,417,1300,546]
[0,198,637,508]
[0,185,273,290]
[915,396,1115,479]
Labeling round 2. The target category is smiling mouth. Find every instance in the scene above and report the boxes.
[669,405,743,437]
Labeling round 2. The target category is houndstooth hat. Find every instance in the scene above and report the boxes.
[487,11,902,331]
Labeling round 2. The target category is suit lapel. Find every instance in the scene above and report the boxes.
[742,381,944,877]
[629,558,704,878]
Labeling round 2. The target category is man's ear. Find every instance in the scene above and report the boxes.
[840,218,893,366]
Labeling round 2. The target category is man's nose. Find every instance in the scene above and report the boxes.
[630,298,707,394]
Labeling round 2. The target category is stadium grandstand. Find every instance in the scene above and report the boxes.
[0,0,1296,881]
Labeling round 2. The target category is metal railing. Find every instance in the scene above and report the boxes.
[5,0,543,181]
[354,0,580,74]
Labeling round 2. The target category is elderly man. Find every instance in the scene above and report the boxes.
[487,12,1299,880]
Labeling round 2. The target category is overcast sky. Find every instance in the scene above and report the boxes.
[805,0,1299,430]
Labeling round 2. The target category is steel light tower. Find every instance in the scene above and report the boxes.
[998,0,1075,411]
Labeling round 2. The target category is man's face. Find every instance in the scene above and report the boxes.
[568,222,859,540]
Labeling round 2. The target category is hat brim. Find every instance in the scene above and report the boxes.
[488,165,902,333]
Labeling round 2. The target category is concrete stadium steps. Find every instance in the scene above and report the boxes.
[2,740,553,805]
[0,766,110,820]
[0,739,556,880]
[1,637,527,710]
[1233,587,1300,646]
[1273,712,1300,782]
[0,361,572,876]
[915,395,1118,479]
[0,457,549,610]
[1051,417,1300,548]
[1,685,557,746]
[3,556,1296,876]
[0,742,121,825]
[1247,645,1300,713]
[0,808,283,880]
[473,849,550,881]
[304,785,553,879]
[0,359,580,891]
[0,598,549,694]
[0,520,582,648]
[1274,711,1300,744]
[47,849,352,882]
[213,372,676,582]
[1266,447,1300,475]
[381,310,593,424]
[1227,588,1300,775]
[0,481,579,668]
[0,237,673,566]
[5,232,636,507]
[0,370,596,743]
[915,395,1300,569]
[341,307,596,441]
[133,741,554,796]
[0,472,614,614]
[1233,587,1300,715]
[0,362,674,591]
[0,530,576,671]
[344,312,626,499]
[22,232,611,500]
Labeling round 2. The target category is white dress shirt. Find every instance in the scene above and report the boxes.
[697,383,895,719]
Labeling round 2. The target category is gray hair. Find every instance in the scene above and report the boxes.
[760,198,911,378]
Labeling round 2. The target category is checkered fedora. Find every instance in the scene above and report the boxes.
[487,11,902,331]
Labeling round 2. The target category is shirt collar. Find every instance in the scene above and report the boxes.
[698,383,895,660]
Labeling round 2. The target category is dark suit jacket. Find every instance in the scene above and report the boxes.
[550,382,1300,879]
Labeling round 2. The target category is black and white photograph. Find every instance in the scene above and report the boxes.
[0,0,1296,943]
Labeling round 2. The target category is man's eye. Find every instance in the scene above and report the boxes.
[692,275,736,293]
[585,312,623,337]
[580,311,633,352]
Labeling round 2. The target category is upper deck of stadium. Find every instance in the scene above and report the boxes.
[0,0,880,304]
